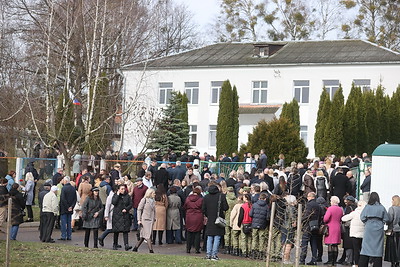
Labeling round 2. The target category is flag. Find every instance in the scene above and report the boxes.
[73,98,81,105]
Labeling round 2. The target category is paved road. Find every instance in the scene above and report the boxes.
[0,223,391,266]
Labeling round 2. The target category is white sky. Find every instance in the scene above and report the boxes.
[174,0,220,31]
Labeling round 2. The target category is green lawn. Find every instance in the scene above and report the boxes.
[0,241,278,267]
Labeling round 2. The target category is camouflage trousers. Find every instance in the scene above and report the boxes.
[232,230,241,249]
[271,227,282,258]
[224,226,232,246]
[240,227,252,253]
[251,228,268,251]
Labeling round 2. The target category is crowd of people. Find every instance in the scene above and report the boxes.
[1,149,399,267]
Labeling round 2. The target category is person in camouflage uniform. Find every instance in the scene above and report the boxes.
[250,193,270,260]
[230,195,244,256]
[238,194,253,257]
[223,187,237,254]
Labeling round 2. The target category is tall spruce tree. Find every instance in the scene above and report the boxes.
[324,86,345,157]
[314,89,331,157]
[388,86,400,143]
[148,91,190,155]
[375,86,390,144]
[281,99,300,131]
[216,80,239,156]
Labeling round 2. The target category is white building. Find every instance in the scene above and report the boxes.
[121,40,400,158]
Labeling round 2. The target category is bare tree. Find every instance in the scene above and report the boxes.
[312,0,344,40]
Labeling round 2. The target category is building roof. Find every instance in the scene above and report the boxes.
[123,40,400,70]
[372,144,400,157]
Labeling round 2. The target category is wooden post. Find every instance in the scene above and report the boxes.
[266,201,276,267]
[295,203,303,267]
[6,197,12,267]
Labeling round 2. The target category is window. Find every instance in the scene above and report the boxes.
[300,126,308,146]
[353,79,371,92]
[293,80,310,104]
[189,125,197,146]
[252,81,268,104]
[159,82,173,104]
[211,81,223,104]
[323,80,340,100]
[185,82,199,104]
[209,125,217,147]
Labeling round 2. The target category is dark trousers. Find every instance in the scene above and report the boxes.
[84,228,99,247]
[166,229,182,244]
[26,205,33,219]
[187,231,201,252]
[300,232,318,262]
[352,237,362,265]
[316,234,323,258]
[100,229,112,240]
[40,212,55,242]
[114,231,129,246]
[359,255,382,267]
[132,208,138,230]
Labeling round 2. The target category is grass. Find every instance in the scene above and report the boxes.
[0,241,279,267]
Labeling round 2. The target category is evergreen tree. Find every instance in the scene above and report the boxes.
[281,99,300,131]
[232,86,240,152]
[314,89,331,157]
[148,91,190,154]
[375,86,390,144]
[324,86,345,156]
[388,86,400,143]
[363,90,380,154]
[241,118,307,165]
[216,80,239,156]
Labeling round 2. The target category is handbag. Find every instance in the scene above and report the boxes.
[309,220,320,234]
[319,224,329,236]
[242,223,252,234]
[215,194,227,228]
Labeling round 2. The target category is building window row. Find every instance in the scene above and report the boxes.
[159,79,371,105]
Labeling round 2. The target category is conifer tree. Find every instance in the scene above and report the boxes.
[314,89,331,157]
[232,86,240,152]
[363,90,380,154]
[281,99,300,131]
[148,91,190,154]
[375,86,390,144]
[324,86,344,156]
[241,118,307,165]
[388,86,400,144]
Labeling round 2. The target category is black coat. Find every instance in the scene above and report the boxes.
[226,178,237,188]
[112,192,132,232]
[303,198,322,231]
[264,175,275,192]
[154,168,169,189]
[52,172,62,186]
[331,173,351,207]
[9,188,25,225]
[0,185,9,207]
[60,183,77,215]
[250,199,270,229]
[172,165,186,181]
[287,174,302,197]
[202,185,228,236]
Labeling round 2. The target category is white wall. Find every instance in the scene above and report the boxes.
[370,155,400,211]
[123,63,400,157]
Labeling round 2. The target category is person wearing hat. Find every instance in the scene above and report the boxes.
[41,185,59,243]
[82,187,103,248]
[131,177,148,231]
[109,163,122,188]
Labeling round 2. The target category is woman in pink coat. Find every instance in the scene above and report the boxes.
[323,196,343,266]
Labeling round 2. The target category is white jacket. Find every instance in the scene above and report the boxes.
[342,206,365,238]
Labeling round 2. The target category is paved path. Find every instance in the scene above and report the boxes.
[0,223,391,266]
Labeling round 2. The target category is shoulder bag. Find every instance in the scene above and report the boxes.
[215,194,227,228]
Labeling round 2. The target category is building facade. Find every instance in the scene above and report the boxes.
[121,40,400,158]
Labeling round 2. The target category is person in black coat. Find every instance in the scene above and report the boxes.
[9,183,26,240]
[202,184,229,260]
[172,161,187,181]
[112,184,132,251]
[287,169,302,197]
[59,177,77,240]
[154,163,169,189]
[331,168,352,207]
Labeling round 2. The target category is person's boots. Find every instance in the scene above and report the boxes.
[332,250,338,266]
[239,249,243,257]
[233,248,239,256]
[152,231,156,245]
[229,246,234,255]
[337,250,346,264]
[158,231,163,245]
[223,246,229,254]
[324,252,332,265]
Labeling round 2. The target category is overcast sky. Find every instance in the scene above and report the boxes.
[174,0,220,31]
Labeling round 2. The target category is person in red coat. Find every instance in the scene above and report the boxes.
[131,178,148,231]
[183,187,203,253]
[323,195,343,266]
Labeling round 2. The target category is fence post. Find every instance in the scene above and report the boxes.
[295,203,303,267]
[266,201,276,267]
[6,197,12,267]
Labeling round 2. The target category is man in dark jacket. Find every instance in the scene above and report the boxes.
[109,164,121,188]
[202,185,228,261]
[38,182,51,240]
[154,163,169,189]
[287,169,302,197]
[259,150,267,170]
[131,178,148,231]
[137,163,147,179]
[0,178,9,231]
[172,161,186,181]
[52,168,63,186]
[360,169,371,201]
[249,193,270,259]
[300,192,322,265]
[331,168,352,207]
[147,160,158,183]
[59,176,77,240]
